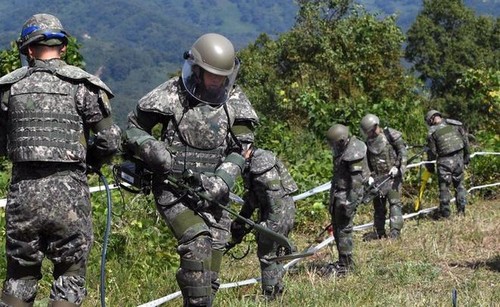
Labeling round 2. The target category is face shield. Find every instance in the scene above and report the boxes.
[181,54,240,106]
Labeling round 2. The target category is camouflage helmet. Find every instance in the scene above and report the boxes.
[17,13,69,55]
[326,124,349,146]
[181,33,240,106]
[425,110,441,125]
[360,114,380,136]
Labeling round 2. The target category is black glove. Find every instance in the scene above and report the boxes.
[139,140,172,174]
[230,219,249,245]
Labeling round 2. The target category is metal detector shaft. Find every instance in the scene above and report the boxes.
[165,176,294,251]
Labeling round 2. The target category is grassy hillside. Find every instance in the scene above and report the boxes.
[1,193,496,306]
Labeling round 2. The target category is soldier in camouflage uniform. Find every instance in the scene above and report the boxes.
[123,33,258,307]
[360,114,407,240]
[424,110,470,218]
[324,124,370,276]
[230,147,297,300]
[0,14,121,307]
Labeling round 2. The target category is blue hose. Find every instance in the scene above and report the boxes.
[97,171,112,307]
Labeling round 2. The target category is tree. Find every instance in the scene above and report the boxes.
[238,0,422,141]
[0,36,85,77]
[405,0,499,129]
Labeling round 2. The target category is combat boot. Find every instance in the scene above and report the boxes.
[320,255,354,277]
[362,230,386,242]
[456,205,465,216]
[262,284,284,301]
[388,229,400,240]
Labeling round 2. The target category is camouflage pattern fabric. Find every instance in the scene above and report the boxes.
[0,58,120,306]
[3,164,92,306]
[329,137,369,265]
[426,119,469,217]
[366,127,407,236]
[435,152,467,216]
[124,76,257,306]
[240,149,297,295]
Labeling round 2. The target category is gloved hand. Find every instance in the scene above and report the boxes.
[230,219,248,245]
[389,166,399,178]
[189,173,230,211]
[139,140,172,174]
[368,176,375,186]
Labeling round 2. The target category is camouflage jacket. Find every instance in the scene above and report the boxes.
[240,148,298,221]
[366,127,407,178]
[427,119,469,159]
[0,59,121,165]
[124,76,259,185]
[331,136,370,204]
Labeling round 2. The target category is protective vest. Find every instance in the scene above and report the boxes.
[333,137,369,190]
[246,149,298,196]
[4,66,83,162]
[137,78,258,175]
[366,128,399,175]
[431,121,464,156]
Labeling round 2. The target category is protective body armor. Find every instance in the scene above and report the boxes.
[247,149,298,195]
[0,60,112,163]
[137,78,258,176]
[366,128,401,176]
[333,136,369,190]
[429,120,464,156]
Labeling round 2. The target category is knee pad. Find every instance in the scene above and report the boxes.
[177,235,212,304]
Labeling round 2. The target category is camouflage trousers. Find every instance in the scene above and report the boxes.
[330,191,356,258]
[1,163,93,306]
[372,177,403,235]
[153,180,230,307]
[256,195,295,294]
[437,153,467,216]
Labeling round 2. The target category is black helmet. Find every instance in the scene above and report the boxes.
[181,33,239,106]
[17,13,69,55]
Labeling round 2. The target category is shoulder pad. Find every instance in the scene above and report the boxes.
[227,85,259,124]
[385,127,403,142]
[445,118,463,126]
[137,78,178,116]
[250,148,276,175]
[0,67,29,86]
[343,137,367,162]
[55,65,113,97]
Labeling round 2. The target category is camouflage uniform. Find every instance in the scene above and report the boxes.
[426,118,469,217]
[365,128,407,238]
[231,148,297,298]
[123,77,258,306]
[329,136,370,272]
[0,57,121,306]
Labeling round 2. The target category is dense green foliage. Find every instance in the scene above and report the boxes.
[405,0,500,132]
[1,0,497,126]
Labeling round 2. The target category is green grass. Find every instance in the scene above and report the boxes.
[0,195,498,306]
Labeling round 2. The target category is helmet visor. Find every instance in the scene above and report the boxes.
[181,56,240,106]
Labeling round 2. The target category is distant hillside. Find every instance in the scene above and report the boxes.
[0,0,497,126]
